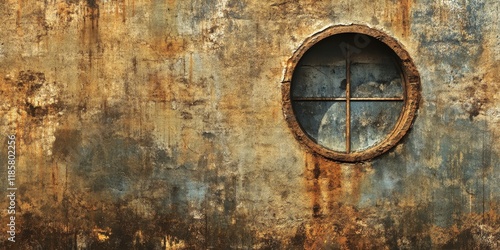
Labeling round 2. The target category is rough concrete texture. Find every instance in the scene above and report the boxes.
[0,0,499,249]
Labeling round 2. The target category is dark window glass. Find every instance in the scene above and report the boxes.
[291,33,405,153]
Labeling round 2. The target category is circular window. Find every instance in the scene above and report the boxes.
[282,25,420,162]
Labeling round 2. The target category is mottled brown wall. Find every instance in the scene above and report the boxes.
[0,0,499,249]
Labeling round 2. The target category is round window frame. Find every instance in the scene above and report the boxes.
[282,24,420,162]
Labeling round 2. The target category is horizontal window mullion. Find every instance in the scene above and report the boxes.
[350,97,404,101]
[292,97,347,101]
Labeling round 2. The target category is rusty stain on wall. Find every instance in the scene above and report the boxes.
[0,0,499,249]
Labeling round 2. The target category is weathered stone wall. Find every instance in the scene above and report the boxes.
[0,0,499,249]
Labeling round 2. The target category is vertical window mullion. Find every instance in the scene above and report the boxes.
[346,47,351,153]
